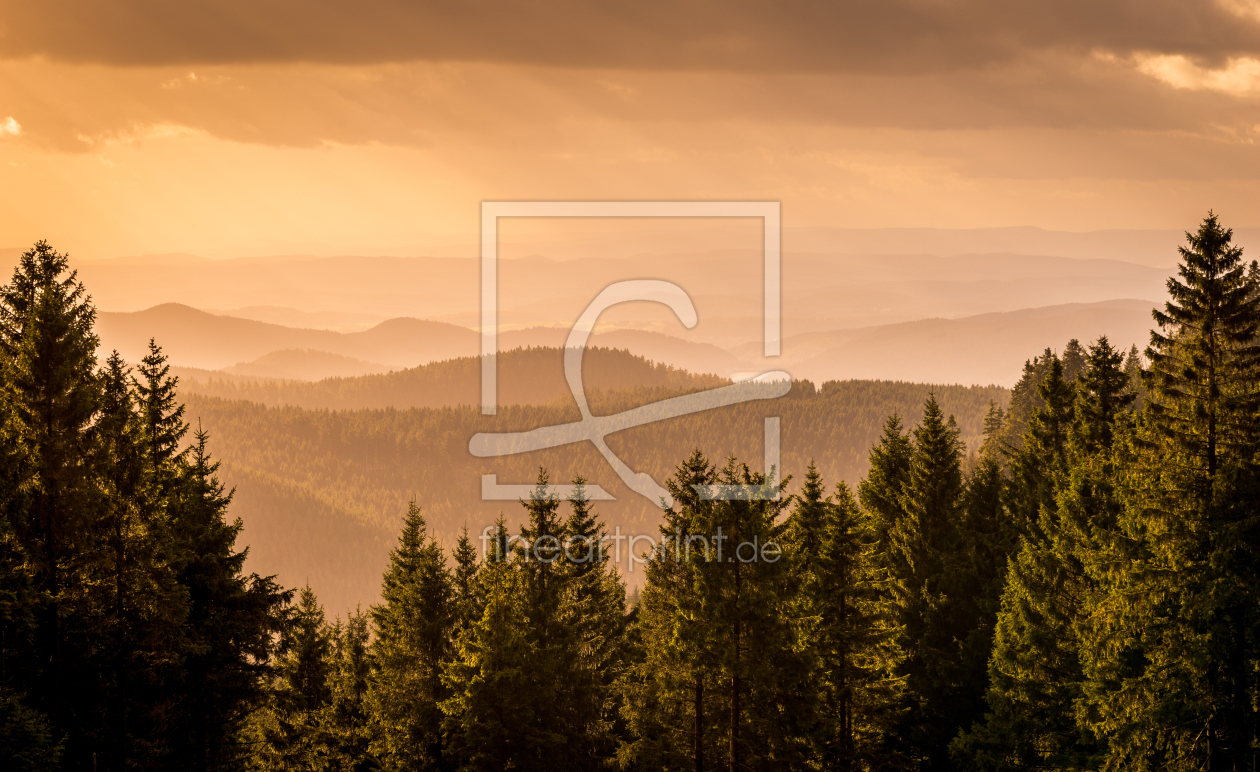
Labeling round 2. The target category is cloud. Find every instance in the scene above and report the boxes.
[1133,53,1260,96]
[161,71,230,89]
[0,117,19,136]
[1217,0,1260,23]
[1,1,1259,73]
[6,54,1256,155]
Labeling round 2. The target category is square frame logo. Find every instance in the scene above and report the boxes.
[472,201,786,505]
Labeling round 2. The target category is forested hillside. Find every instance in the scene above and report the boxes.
[184,377,1008,614]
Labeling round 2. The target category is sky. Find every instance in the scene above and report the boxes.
[3,0,1260,258]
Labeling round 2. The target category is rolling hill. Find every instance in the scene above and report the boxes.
[733,299,1158,386]
[222,349,399,380]
[100,296,1158,388]
[176,346,727,410]
[96,303,478,370]
[70,249,1170,345]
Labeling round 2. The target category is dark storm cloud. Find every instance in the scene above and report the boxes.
[3,0,1260,71]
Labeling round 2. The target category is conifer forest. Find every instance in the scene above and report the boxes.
[3,212,1260,772]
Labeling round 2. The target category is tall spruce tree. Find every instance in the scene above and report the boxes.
[94,351,185,770]
[323,608,376,771]
[618,450,720,772]
[560,477,628,766]
[450,526,481,638]
[252,586,335,771]
[0,241,104,767]
[796,474,905,770]
[882,395,976,771]
[368,500,454,772]
[684,458,801,772]
[1078,213,1260,771]
[440,556,543,771]
[859,415,913,561]
[1005,357,1075,536]
[956,337,1133,771]
[170,428,291,771]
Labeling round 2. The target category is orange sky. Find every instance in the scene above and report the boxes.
[3,1,1260,258]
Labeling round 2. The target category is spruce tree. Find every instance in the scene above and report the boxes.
[858,415,912,560]
[786,462,828,576]
[885,395,976,771]
[1005,357,1075,536]
[511,470,572,766]
[808,479,905,770]
[1075,337,1135,453]
[170,428,291,771]
[686,458,801,772]
[368,499,453,772]
[134,338,188,477]
[440,558,543,772]
[450,526,481,637]
[252,586,334,771]
[618,450,720,772]
[560,477,628,766]
[323,608,376,770]
[1079,213,1260,771]
[1062,338,1088,382]
[94,351,185,770]
[0,241,103,767]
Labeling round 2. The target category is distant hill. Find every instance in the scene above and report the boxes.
[98,305,756,381]
[497,326,751,377]
[177,346,728,410]
[96,303,478,369]
[70,250,1169,343]
[223,349,398,380]
[101,298,1159,389]
[734,299,1158,386]
[202,306,388,333]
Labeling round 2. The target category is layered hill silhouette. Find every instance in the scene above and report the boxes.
[734,299,1157,386]
[97,303,478,370]
[73,249,1169,343]
[176,346,727,410]
[97,304,752,380]
[101,297,1157,388]
[222,349,399,380]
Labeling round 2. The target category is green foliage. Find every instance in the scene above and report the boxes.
[798,476,907,770]
[368,501,453,772]
[0,241,289,771]
[440,560,541,771]
[1075,213,1260,771]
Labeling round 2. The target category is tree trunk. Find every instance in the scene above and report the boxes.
[730,564,741,772]
[695,677,704,772]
